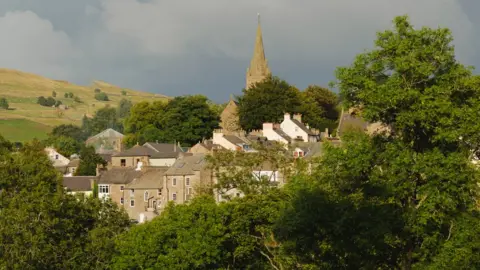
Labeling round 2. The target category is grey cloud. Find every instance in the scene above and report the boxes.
[0,0,477,102]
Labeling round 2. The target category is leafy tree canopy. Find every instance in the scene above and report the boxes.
[75,145,107,176]
[0,97,9,110]
[117,98,133,119]
[237,75,302,131]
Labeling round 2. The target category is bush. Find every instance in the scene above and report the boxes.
[52,91,57,97]
[74,96,82,103]
[0,98,8,110]
[37,96,57,107]
[64,93,69,98]
[121,90,127,96]
[94,88,101,93]
[95,92,109,101]
[55,100,62,107]
[68,92,74,98]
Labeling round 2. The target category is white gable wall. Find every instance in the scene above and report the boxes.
[280,114,309,142]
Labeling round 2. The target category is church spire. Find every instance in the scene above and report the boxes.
[246,13,271,89]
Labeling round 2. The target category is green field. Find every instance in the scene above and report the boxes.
[0,119,52,142]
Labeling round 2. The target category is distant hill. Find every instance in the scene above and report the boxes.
[0,68,170,142]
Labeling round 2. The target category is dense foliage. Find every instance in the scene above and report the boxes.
[0,97,8,110]
[95,92,109,101]
[237,76,339,131]
[123,95,219,147]
[75,145,106,176]
[237,76,303,131]
[0,137,130,269]
[37,96,57,107]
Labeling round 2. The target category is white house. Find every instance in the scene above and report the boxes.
[45,147,70,173]
[261,123,291,144]
[280,113,319,142]
[212,130,253,151]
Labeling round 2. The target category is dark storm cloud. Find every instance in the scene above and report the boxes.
[0,0,477,102]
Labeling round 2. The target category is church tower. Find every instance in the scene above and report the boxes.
[246,14,271,89]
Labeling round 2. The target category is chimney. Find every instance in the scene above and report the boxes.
[284,113,291,121]
[293,113,302,122]
[273,123,281,129]
[263,123,273,130]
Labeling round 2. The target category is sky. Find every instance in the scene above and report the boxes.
[0,0,479,102]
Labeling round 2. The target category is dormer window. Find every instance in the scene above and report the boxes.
[55,154,59,160]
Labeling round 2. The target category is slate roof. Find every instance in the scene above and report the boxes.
[63,176,96,192]
[224,135,250,146]
[291,119,315,135]
[86,128,124,142]
[98,168,143,185]
[126,167,168,189]
[273,129,292,142]
[112,145,155,157]
[144,142,184,153]
[165,154,206,176]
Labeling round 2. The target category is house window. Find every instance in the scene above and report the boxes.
[186,177,190,186]
[130,189,134,197]
[236,193,241,197]
[130,199,135,207]
[120,159,126,167]
[172,178,177,186]
[172,193,177,201]
[299,151,304,157]
[144,191,149,202]
[120,198,124,205]
[187,187,192,195]
[71,168,76,173]
[120,185,124,191]
[55,154,59,160]
[98,185,109,194]
[136,158,140,165]
[157,189,162,196]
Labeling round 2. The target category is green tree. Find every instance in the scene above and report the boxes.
[69,92,74,98]
[123,101,164,134]
[90,106,123,134]
[117,98,133,119]
[95,92,109,101]
[94,88,101,93]
[64,92,69,98]
[74,96,81,103]
[237,75,302,131]
[156,95,219,145]
[0,139,130,269]
[0,97,9,110]
[330,15,480,268]
[81,114,93,137]
[37,96,47,106]
[52,91,57,97]
[113,194,284,269]
[121,90,127,96]
[75,145,106,176]
[300,85,339,131]
[44,135,83,157]
[51,124,89,142]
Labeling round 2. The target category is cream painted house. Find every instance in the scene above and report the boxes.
[280,113,319,142]
[45,147,70,174]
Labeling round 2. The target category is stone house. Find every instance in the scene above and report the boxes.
[97,167,143,202]
[111,142,186,168]
[85,128,124,154]
[162,154,212,208]
[65,158,80,176]
[124,167,168,223]
[189,140,225,154]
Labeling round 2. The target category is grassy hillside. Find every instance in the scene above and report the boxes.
[0,68,170,141]
[0,119,51,142]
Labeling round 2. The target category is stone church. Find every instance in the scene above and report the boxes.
[220,15,271,134]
